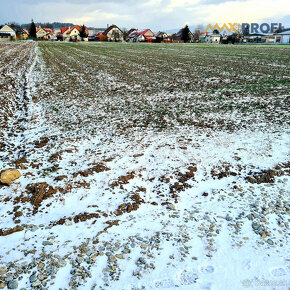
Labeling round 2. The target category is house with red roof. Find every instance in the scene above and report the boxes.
[36,26,53,40]
[128,29,155,42]
[61,27,69,34]
[61,25,89,41]
[60,27,70,40]
[128,29,138,42]
[155,31,172,42]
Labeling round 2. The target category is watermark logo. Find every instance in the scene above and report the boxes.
[204,23,238,34]
[241,278,288,288]
[203,23,283,34]
[242,23,282,34]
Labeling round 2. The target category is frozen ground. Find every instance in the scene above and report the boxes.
[0,42,289,290]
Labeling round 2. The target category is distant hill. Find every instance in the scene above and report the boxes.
[165,25,199,34]
[88,27,106,31]
[164,28,179,34]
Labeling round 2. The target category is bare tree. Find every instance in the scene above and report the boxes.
[196,24,204,33]
[122,28,129,41]
[194,24,204,42]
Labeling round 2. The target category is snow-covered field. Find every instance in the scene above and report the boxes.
[0,41,289,290]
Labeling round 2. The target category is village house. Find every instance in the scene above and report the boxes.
[126,28,137,39]
[155,31,167,39]
[128,29,138,42]
[0,24,28,40]
[242,33,275,43]
[199,32,207,43]
[138,29,155,42]
[60,27,70,40]
[102,25,123,41]
[95,30,105,41]
[52,28,61,39]
[155,31,172,42]
[205,33,221,43]
[36,26,53,40]
[128,29,155,42]
[88,29,99,41]
[61,25,89,41]
[275,30,290,44]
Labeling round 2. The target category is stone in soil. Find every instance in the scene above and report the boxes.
[42,241,53,246]
[76,256,84,264]
[29,274,37,283]
[7,280,18,289]
[38,262,45,270]
[267,239,274,245]
[252,222,261,230]
[38,274,47,281]
[31,281,41,287]
[30,225,38,232]
[116,254,124,259]
[109,256,117,263]
[58,259,67,267]
[0,169,21,184]
[0,267,7,274]
[65,220,73,226]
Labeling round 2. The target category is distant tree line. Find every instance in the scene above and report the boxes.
[20,22,105,31]
[21,22,74,29]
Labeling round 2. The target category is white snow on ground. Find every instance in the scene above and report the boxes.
[0,42,289,290]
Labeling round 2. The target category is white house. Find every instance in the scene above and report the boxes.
[0,24,28,40]
[61,26,89,41]
[205,34,221,43]
[36,27,53,40]
[275,31,290,44]
[0,24,16,38]
[102,25,123,42]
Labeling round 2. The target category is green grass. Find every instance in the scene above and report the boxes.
[36,42,290,133]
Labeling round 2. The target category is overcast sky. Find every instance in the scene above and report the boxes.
[1,0,289,30]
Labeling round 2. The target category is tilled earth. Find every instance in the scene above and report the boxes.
[0,42,289,290]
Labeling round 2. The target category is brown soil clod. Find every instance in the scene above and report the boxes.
[246,169,279,184]
[54,175,68,181]
[73,163,109,178]
[34,136,49,148]
[26,182,58,212]
[0,225,23,236]
[115,192,145,216]
[210,163,238,179]
[48,152,63,162]
[15,157,28,168]
[110,171,135,188]
[168,164,197,203]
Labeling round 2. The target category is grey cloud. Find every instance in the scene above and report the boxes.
[200,0,247,4]
[0,0,289,31]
